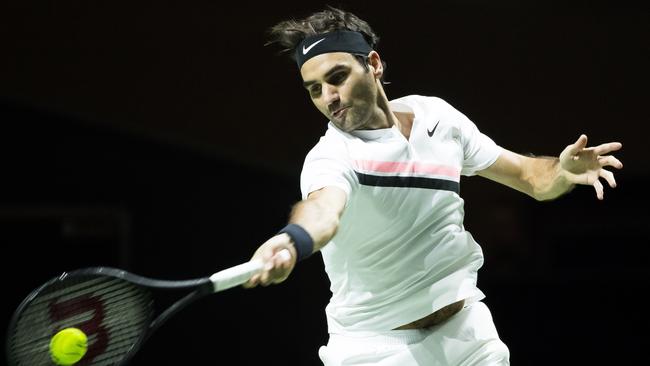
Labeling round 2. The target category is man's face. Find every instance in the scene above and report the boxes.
[300,52,378,132]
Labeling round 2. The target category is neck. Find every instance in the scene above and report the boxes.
[373,82,400,128]
[374,83,413,139]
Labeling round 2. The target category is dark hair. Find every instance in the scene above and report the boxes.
[266,6,388,81]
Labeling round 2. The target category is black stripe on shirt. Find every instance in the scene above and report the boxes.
[355,172,460,193]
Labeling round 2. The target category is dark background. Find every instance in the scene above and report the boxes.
[1,1,648,365]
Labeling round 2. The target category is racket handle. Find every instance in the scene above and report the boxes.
[209,249,291,292]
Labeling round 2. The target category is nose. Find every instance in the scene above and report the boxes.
[322,84,339,105]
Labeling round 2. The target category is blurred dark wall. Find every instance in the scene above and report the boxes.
[1,1,648,365]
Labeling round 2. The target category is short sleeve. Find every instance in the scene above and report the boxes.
[300,135,357,202]
[441,99,501,176]
[460,122,501,176]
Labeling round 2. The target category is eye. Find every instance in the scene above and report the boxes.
[309,85,321,97]
[328,72,347,85]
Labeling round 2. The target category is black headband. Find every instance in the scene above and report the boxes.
[295,30,373,70]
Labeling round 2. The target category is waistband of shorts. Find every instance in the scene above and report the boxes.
[328,328,430,346]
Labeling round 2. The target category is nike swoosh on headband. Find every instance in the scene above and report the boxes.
[302,38,326,55]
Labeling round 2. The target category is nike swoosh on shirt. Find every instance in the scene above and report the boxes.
[427,120,440,137]
[302,38,326,55]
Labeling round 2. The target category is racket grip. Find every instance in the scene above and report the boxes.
[209,249,291,292]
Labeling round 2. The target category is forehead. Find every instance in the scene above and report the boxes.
[300,52,359,81]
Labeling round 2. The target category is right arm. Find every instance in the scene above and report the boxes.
[243,185,347,287]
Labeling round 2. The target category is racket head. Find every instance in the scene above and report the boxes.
[6,267,156,366]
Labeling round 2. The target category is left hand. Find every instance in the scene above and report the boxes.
[559,134,623,200]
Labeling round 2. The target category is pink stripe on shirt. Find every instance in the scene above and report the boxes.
[354,160,460,180]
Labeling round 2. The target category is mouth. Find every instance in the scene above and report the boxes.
[332,107,349,119]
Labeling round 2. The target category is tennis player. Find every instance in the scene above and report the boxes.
[244,6,623,365]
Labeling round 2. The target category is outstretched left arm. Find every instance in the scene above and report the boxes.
[478,134,623,201]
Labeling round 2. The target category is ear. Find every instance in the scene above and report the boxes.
[367,51,383,78]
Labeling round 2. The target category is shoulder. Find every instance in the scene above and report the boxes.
[390,94,456,113]
[390,95,465,119]
[305,124,351,162]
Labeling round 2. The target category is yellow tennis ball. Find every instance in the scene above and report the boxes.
[49,327,88,365]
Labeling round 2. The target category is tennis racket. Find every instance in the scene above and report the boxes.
[6,249,291,366]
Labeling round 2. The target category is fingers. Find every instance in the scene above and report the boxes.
[561,134,622,201]
[567,134,588,157]
[593,179,604,200]
[592,169,620,200]
[568,136,623,161]
[593,142,622,156]
[259,236,285,263]
[259,251,293,285]
[244,246,294,288]
[599,169,616,188]
[243,274,260,289]
[598,155,623,169]
[241,233,299,289]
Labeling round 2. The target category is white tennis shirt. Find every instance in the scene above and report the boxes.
[300,95,502,333]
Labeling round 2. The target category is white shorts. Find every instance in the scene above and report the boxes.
[318,301,510,366]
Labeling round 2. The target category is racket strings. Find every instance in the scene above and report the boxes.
[7,273,154,366]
